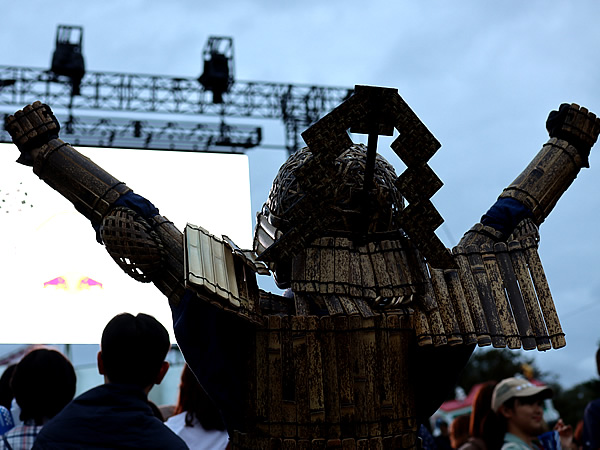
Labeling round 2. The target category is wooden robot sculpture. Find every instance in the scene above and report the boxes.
[5,85,600,449]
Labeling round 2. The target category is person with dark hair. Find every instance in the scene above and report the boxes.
[459,381,498,450]
[450,414,471,449]
[0,365,17,410]
[165,365,229,449]
[1,349,76,450]
[0,365,17,436]
[582,347,600,449]
[32,313,188,449]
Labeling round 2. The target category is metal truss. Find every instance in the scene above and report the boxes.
[0,112,262,153]
[0,66,352,152]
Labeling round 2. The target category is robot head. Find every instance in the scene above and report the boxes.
[254,143,405,287]
[264,143,404,235]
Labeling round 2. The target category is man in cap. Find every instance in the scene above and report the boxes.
[491,377,553,450]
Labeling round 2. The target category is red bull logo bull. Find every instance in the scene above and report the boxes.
[43,276,103,291]
[43,276,67,289]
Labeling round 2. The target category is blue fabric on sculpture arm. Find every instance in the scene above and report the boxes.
[93,191,160,243]
[480,197,533,238]
[113,191,160,218]
[171,289,255,435]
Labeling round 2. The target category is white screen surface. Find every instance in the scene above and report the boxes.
[0,143,252,343]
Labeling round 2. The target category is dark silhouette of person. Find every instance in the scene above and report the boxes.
[32,313,188,449]
[1,348,76,450]
[165,364,229,449]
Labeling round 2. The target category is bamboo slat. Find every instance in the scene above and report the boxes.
[507,241,551,351]
[453,246,492,346]
[306,317,325,427]
[334,316,355,438]
[443,269,477,345]
[268,316,283,437]
[381,240,405,294]
[292,317,310,439]
[282,316,297,438]
[320,316,341,438]
[339,296,360,316]
[334,237,350,295]
[348,246,363,298]
[494,242,537,350]
[465,245,505,348]
[521,237,566,348]
[414,308,433,346]
[416,257,447,346]
[323,294,345,316]
[319,238,336,295]
[255,325,269,427]
[369,242,394,298]
[359,245,377,299]
[480,244,521,349]
[429,267,462,345]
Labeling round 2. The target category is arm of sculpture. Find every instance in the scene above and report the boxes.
[460,103,600,247]
[5,102,264,319]
[5,102,188,305]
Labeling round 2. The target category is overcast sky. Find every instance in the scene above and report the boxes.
[2,1,600,391]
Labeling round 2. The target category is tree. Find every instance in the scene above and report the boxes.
[455,348,545,396]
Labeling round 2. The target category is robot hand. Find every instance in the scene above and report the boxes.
[4,101,60,166]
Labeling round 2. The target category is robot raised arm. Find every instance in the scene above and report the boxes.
[5,102,263,321]
[461,103,600,247]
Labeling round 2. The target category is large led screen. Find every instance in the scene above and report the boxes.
[0,143,252,343]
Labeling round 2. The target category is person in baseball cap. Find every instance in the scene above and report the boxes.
[491,377,553,449]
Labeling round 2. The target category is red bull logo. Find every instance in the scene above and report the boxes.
[43,276,103,291]
[43,276,67,289]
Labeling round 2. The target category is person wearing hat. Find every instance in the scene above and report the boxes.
[491,377,553,450]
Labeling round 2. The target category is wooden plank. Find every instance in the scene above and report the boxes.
[210,236,230,300]
[224,246,241,308]
[184,225,205,289]
[198,226,216,294]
